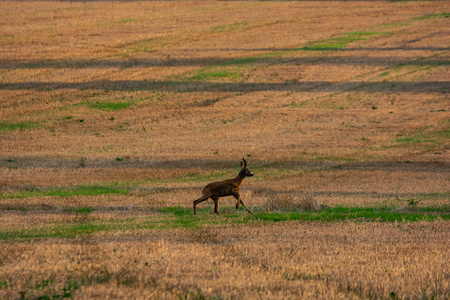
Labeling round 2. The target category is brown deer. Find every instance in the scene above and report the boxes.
[193,158,254,215]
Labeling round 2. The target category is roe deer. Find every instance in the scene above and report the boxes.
[193,158,254,215]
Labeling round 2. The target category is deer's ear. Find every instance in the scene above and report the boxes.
[241,158,247,168]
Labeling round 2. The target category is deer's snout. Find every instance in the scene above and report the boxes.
[247,171,254,177]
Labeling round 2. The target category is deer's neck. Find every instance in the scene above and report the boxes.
[233,170,246,186]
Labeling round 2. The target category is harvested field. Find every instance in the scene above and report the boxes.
[1,222,449,299]
[0,0,449,299]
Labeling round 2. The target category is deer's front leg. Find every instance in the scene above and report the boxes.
[233,194,253,215]
[233,193,241,209]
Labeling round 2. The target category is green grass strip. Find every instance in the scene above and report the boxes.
[253,207,448,223]
[1,206,448,241]
[0,185,128,199]
[413,13,450,20]
[0,121,39,132]
[298,31,389,51]
[207,21,249,33]
[90,100,135,111]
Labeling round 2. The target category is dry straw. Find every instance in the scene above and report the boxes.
[264,190,323,212]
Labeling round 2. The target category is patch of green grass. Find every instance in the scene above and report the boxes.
[383,129,448,150]
[90,100,135,111]
[382,12,449,29]
[298,31,389,51]
[2,223,111,240]
[207,21,249,33]
[395,137,438,145]
[395,137,418,143]
[0,280,8,289]
[124,39,157,54]
[1,185,128,200]
[117,18,136,24]
[393,56,450,69]
[190,70,243,81]
[219,57,261,66]
[413,13,450,20]
[300,43,348,51]
[0,121,39,132]
[290,100,309,108]
[437,129,449,139]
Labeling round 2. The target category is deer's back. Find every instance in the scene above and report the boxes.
[202,179,238,197]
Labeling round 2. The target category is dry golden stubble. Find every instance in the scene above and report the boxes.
[0,165,207,187]
[0,221,448,299]
[262,190,322,212]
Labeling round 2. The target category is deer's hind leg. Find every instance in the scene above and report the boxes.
[212,197,220,215]
[193,195,209,215]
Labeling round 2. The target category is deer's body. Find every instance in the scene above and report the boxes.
[202,178,242,198]
[193,158,253,215]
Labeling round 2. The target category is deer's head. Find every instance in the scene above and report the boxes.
[240,158,254,177]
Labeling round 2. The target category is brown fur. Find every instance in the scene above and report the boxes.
[193,158,253,215]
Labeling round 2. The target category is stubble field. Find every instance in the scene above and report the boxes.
[0,1,449,299]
